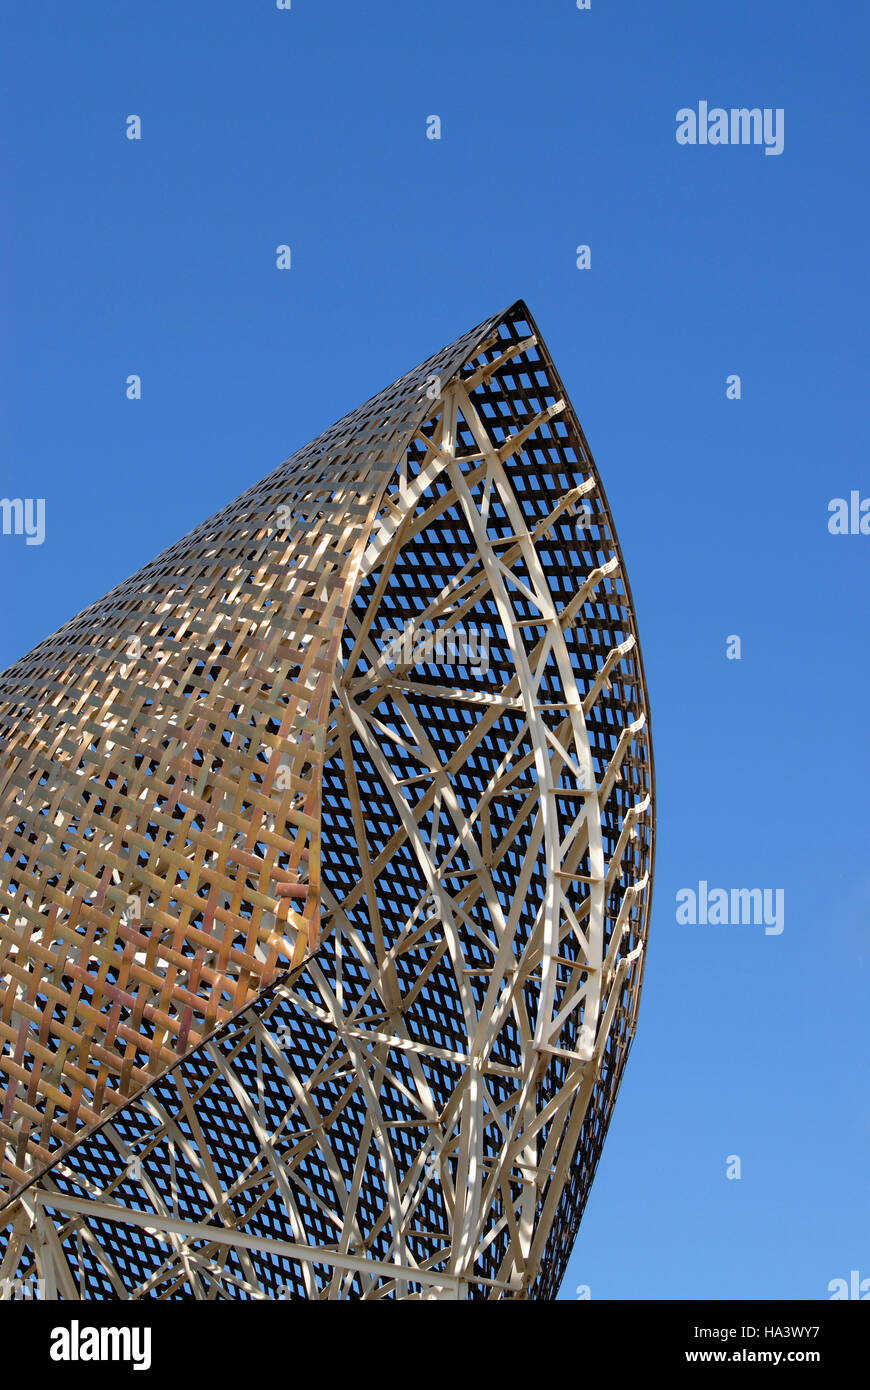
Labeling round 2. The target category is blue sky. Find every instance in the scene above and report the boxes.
[2,0,868,1299]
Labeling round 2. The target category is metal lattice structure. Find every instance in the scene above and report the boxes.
[0,301,654,1299]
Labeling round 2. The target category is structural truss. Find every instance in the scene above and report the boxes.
[0,301,654,1299]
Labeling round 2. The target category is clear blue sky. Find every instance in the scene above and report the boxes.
[2,0,867,1300]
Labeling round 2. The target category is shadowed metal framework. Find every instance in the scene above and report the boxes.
[0,301,654,1299]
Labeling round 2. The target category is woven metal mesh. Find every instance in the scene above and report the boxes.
[0,302,653,1298]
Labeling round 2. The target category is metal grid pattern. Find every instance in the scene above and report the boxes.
[0,301,654,1298]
